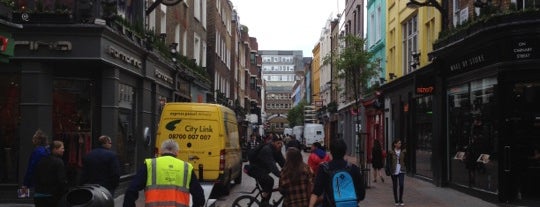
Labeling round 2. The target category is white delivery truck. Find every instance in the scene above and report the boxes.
[292,125,304,146]
[283,128,293,137]
[303,123,325,151]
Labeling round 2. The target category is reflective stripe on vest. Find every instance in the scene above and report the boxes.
[144,156,193,207]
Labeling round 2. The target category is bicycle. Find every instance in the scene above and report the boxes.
[231,182,284,207]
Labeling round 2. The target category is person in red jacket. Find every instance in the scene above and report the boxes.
[307,142,331,175]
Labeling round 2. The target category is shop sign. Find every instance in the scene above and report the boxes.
[107,46,142,69]
[415,75,435,95]
[0,32,14,61]
[155,69,174,84]
[511,39,537,60]
[449,54,486,72]
[14,40,72,51]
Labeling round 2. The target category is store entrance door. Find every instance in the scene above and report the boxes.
[502,81,540,205]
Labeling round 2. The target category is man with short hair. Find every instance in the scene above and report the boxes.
[249,137,286,207]
[80,135,120,195]
[309,138,365,207]
[285,134,301,150]
[123,140,205,207]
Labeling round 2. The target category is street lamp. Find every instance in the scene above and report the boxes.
[407,0,447,30]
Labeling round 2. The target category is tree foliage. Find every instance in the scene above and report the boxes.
[287,100,306,127]
[323,34,377,101]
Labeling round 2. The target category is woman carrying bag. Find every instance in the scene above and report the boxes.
[388,139,406,206]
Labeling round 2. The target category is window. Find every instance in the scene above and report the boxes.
[250,53,256,65]
[194,0,201,20]
[194,35,201,65]
[0,74,20,183]
[415,96,433,178]
[402,15,418,74]
[448,77,498,192]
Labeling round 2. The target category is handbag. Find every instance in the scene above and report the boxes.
[384,156,392,176]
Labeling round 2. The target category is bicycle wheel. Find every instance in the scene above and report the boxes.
[231,195,261,207]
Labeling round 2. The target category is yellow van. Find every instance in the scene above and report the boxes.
[156,103,242,193]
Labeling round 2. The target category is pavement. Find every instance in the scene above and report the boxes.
[362,176,498,207]
[0,154,528,207]
[0,176,528,207]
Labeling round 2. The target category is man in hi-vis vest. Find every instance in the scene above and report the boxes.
[123,140,205,207]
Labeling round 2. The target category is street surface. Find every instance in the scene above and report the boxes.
[0,151,519,207]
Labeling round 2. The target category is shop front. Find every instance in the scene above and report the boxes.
[433,17,540,204]
[0,24,179,201]
[0,17,21,192]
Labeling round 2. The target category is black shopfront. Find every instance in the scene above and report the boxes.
[381,15,540,205]
[0,23,193,201]
[434,17,540,204]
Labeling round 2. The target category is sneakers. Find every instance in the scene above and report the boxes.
[395,203,400,206]
[399,203,405,206]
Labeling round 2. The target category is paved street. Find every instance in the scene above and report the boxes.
[0,153,526,207]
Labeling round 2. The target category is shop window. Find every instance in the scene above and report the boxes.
[53,79,94,186]
[0,75,20,183]
[448,77,498,192]
[118,84,136,175]
[415,96,433,179]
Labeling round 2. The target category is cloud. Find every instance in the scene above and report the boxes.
[231,0,342,57]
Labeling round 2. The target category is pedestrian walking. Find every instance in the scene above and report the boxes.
[307,142,330,175]
[372,139,385,183]
[21,129,50,197]
[279,147,313,207]
[285,134,301,150]
[122,139,205,207]
[309,138,365,207]
[80,135,120,195]
[247,134,260,150]
[388,139,407,206]
[33,140,67,207]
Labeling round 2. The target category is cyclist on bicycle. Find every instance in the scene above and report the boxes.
[249,136,285,207]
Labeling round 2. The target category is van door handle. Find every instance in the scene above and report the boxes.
[189,155,200,161]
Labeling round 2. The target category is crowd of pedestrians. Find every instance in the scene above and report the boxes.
[21,127,408,207]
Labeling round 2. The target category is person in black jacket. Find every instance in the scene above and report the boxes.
[33,140,67,207]
[80,135,121,195]
[372,139,385,183]
[250,136,285,207]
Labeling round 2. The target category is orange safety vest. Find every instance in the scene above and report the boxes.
[145,156,193,207]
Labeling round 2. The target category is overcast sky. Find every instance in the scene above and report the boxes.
[230,0,344,57]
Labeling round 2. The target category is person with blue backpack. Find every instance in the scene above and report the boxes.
[309,138,365,207]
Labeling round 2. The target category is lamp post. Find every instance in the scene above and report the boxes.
[407,0,447,30]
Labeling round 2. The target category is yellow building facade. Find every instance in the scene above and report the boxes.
[385,0,442,81]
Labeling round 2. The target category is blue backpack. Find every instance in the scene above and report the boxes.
[322,162,358,207]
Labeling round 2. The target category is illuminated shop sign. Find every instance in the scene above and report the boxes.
[415,75,435,95]
[107,46,142,69]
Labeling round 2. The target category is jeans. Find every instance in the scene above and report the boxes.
[391,173,405,203]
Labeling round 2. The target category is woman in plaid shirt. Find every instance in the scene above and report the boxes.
[279,147,314,207]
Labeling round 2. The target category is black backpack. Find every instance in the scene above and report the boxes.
[248,143,266,164]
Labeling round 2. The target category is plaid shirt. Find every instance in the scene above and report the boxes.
[279,165,313,207]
